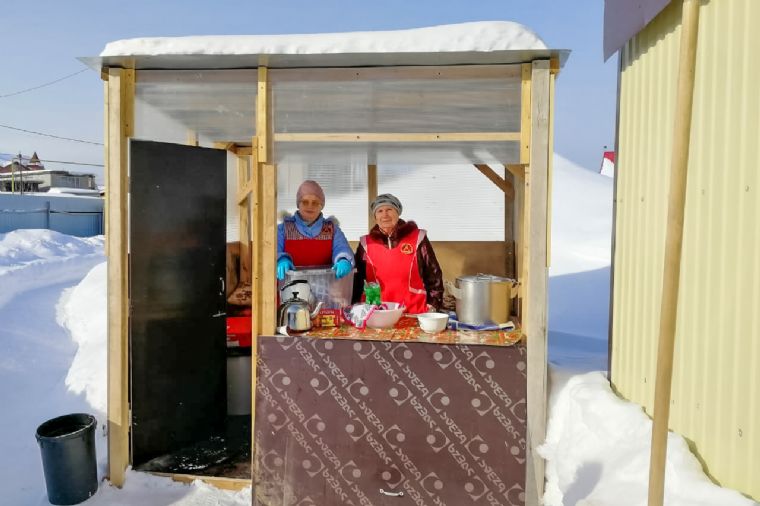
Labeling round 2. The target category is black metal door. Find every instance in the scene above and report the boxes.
[129,140,227,467]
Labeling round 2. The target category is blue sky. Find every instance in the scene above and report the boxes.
[0,0,616,180]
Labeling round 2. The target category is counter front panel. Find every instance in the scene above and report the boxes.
[254,335,527,506]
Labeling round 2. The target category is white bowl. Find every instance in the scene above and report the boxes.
[366,303,404,329]
[417,312,449,333]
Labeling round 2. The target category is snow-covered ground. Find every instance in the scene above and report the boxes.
[1,155,755,505]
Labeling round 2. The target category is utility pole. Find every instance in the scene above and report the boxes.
[18,153,24,195]
[10,154,16,193]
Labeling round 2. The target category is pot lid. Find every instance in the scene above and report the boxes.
[457,274,515,283]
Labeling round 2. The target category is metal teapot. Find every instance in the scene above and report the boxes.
[278,291,323,333]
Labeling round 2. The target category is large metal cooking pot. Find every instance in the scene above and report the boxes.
[446,274,516,326]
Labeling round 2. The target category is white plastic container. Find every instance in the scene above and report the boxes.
[417,312,449,333]
[366,302,404,329]
[280,267,354,309]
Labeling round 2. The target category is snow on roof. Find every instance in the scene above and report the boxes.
[100,21,547,57]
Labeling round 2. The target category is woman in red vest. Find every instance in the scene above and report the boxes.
[276,180,354,280]
[352,194,443,314]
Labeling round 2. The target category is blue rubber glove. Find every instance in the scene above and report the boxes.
[277,257,294,281]
[332,259,352,279]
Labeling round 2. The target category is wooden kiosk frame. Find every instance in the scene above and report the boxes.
[98,49,563,504]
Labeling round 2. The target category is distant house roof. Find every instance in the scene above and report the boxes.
[603,0,672,60]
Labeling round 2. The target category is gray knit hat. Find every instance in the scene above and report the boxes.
[371,193,402,215]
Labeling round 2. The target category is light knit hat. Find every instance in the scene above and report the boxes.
[296,180,325,207]
[371,193,402,215]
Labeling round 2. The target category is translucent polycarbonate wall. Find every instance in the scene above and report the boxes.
[277,161,369,240]
[271,66,520,133]
[133,65,522,165]
[133,65,520,241]
[377,165,505,241]
[134,70,258,146]
[271,65,518,241]
[277,163,506,242]
[271,65,522,166]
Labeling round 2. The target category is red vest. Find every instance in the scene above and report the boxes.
[283,220,334,267]
[361,228,427,314]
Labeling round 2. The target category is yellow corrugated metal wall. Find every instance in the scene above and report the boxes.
[612,0,760,499]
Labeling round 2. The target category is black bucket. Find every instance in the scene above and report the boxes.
[35,413,98,505]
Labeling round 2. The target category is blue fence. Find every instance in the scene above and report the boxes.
[0,193,104,237]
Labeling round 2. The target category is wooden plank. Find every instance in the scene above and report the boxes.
[234,146,253,156]
[547,71,555,268]
[250,137,263,337]
[474,164,515,199]
[237,156,252,285]
[237,179,254,205]
[106,67,134,488]
[261,163,277,334]
[255,66,277,335]
[103,81,109,257]
[213,141,237,151]
[249,136,262,462]
[504,168,516,280]
[274,132,520,143]
[516,166,529,328]
[648,2,701,505]
[550,56,561,75]
[520,63,532,164]
[186,131,199,146]
[150,472,251,491]
[271,64,522,82]
[524,60,551,506]
[506,163,526,178]
[256,67,270,163]
[367,164,377,231]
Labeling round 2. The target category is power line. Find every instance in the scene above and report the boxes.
[39,159,104,167]
[0,152,103,167]
[0,69,88,99]
[0,124,103,146]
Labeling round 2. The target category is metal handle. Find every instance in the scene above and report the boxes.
[379,488,404,498]
[220,277,225,294]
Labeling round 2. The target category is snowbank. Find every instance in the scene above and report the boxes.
[0,229,104,309]
[58,262,108,414]
[540,371,756,506]
[101,21,547,57]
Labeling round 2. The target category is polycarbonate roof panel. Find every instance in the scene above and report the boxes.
[271,66,521,134]
[132,65,525,164]
[134,70,257,145]
[80,49,569,71]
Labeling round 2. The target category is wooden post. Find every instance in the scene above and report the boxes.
[237,156,252,285]
[474,164,515,199]
[106,67,134,487]
[520,63,532,165]
[648,2,701,505]
[251,137,263,337]
[255,66,277,335]
[524,60,550,506]
[367,164,377,231]
[186,130,199,146]
[504,167,516,280]
[546,71,555,268]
